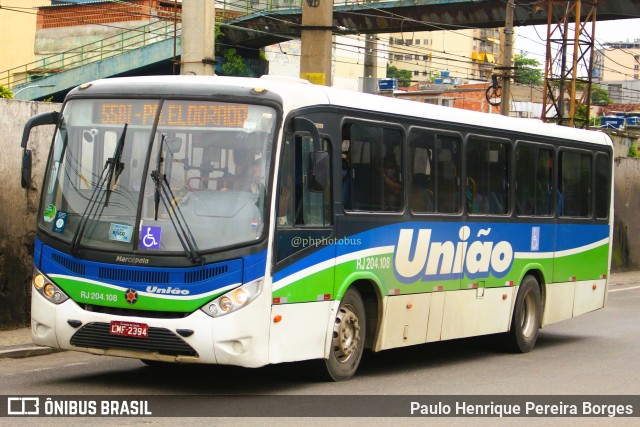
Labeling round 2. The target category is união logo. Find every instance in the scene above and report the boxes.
[394,226,514,282]
[146,286,190,295]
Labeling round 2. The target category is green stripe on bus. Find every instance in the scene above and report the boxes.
[272,244,609,304]
[54,277,219,312]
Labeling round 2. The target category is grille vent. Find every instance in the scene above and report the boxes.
[184,264,228,283]
[51,252,86,275]
[70,322,197,357]
[98,267,169,283]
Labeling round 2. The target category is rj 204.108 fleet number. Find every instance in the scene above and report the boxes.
[356,256,391,271]
[80,291,118,302]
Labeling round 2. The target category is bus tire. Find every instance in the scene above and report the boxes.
[505,275,542,353]
[320,288,366,381]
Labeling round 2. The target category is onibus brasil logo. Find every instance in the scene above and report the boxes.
[393,226,514,282]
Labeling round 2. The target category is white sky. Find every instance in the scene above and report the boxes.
[515,18,640,65]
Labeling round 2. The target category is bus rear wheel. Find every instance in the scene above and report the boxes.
[505,275,542,353]
[319,288,366,381]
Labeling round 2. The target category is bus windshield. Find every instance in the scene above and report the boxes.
[38,98,277,255]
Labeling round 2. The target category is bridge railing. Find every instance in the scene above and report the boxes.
[1,19,180,90]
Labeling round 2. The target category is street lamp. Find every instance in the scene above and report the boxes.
[13,84,55,96]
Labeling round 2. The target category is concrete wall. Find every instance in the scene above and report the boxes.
[612,157,640,270]
[0,99,60,329]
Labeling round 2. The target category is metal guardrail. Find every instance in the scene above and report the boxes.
[1,19,180,90]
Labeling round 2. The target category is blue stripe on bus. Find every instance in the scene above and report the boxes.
[274,222,610,282]
[39,244,244,295]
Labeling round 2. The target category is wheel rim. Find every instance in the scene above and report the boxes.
[332,303,361,363]
[520,291,537,338]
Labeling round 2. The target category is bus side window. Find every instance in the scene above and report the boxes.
[345,123,403,212]
[559,150,591,217]
[277,134,332,227]
[409,129,461,214]
[595,153,610,219]
[515,144,553,217]
[301,136,332,226]
[466,138,509,215]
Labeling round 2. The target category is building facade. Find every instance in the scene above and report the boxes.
[0,0,46,86]
[594,40,640,104]
[386,28,502,82]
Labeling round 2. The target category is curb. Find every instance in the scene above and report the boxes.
[0,345,62,359]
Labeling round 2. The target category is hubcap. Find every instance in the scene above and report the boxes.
[332,304,361,363]
[520,291,537,338]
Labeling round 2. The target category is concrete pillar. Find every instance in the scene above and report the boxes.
[300,0,333,86]
[181,0,215,75]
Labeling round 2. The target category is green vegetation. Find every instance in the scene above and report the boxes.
[215,25,252,77]
[514,52,543,86]
[386,65,412,87]
[591,85,612,106]
[0,85,13,99]
[629,144,638,158]
[221,48,252,77]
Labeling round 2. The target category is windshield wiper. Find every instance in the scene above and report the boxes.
[104,124,127,207]
[70,124,128,255]
[150,134,201,263]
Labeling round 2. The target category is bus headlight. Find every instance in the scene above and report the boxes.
[200,279,263,318]
[32,268,69,305]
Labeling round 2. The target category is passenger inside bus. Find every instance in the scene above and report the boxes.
[383,155,401,209]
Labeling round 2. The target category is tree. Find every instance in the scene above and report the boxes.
[514,52,543,86]
[386,65,412,87]
[220,48,251,77]
[591,85,612,105]
[0,85,13,99]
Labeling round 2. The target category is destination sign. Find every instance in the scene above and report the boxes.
[95,100,249,128]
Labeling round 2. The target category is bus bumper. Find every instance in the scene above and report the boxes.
[31,286,271,367]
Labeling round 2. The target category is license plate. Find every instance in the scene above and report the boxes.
[110,321,148,338]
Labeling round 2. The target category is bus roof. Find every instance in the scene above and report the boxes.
[75,75,612,147]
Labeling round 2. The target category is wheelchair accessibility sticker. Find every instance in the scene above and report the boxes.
[140,226,162,249]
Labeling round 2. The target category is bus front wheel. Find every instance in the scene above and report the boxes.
[505,275,542,353]
[321,288,366,381]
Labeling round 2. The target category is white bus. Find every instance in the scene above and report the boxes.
[21,75,613,380]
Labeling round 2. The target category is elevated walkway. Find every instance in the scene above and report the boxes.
[222,0,640,48]
[3,20,180,101]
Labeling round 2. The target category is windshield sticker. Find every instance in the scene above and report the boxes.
[43,204,57,222]
[52,211,68,233]
[109,223,133,243]
[140,226,162,250]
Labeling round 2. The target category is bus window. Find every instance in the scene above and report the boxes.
[409,129,461,214]
[595,153,611,219]
[466,138,509,215]
[559,151,591,217]
[515,144,553,216]
[344,123,403,212]
[277,134,332,227]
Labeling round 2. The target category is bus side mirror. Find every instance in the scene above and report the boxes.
[21,149,32,189]
[20,111,59,189]
[308,151,329,192]
[21,111,59,148]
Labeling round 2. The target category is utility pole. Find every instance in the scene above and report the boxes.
[541,1,597,128]
[362,34,378,93]
[500,0,515,116]
[181,0,215,75]
[300,0,333,86]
